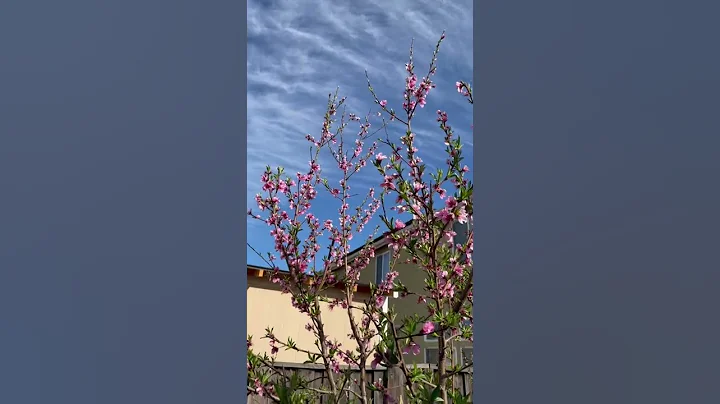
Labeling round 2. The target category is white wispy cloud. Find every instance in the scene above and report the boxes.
[247,0,473,229]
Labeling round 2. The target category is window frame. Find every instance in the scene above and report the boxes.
[375,251,390,285]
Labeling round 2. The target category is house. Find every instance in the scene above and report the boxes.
[349,220,474,367]
[247,219,473,367]
[246,265,376,363]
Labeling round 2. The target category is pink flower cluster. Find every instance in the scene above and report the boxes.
[434,196,469,225]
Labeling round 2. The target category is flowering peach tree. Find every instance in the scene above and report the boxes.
[247,33,473,404]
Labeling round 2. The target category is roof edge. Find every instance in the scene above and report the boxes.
[247,265,373,295]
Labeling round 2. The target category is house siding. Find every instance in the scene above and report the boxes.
[371,246,473,365]
[247,276,373,363]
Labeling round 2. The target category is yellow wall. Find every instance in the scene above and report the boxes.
[248,239,473,366]
[247,277,374,363]
[357,255,377,286]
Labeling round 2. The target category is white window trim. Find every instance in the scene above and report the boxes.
[375,251,390,285]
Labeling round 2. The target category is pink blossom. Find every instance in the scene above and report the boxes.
[444,230,456,244]
[371,352,383,369]
[434,209,454,224]
[437,110,448,123]
[254,379,264,396]
[436,187,447,199]
[422,322,435,335]
[379,100,387,107]
[381,176,396,190]
[456,206,469,224]
[402,341,421,356]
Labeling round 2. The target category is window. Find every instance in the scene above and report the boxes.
[424,348,453,365]
[452,220,470,248]
[375,251,390,285]
[424,348,439,364]
[459,348,473,365]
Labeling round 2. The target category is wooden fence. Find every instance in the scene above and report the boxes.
[249,362,472,404]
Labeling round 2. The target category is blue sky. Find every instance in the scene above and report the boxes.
[246,0,473,268]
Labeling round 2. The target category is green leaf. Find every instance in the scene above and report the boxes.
[430,386,444,402]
